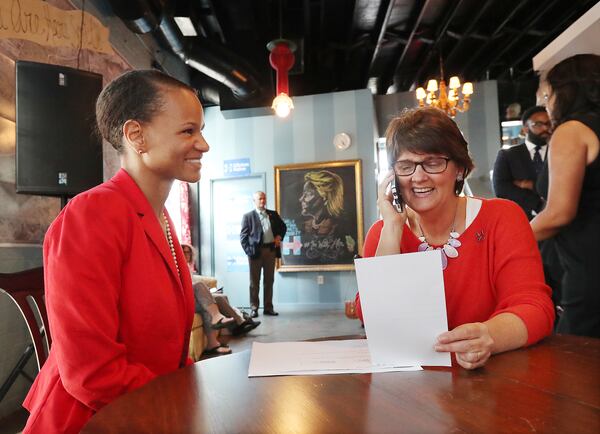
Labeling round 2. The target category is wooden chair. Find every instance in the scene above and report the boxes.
[0,267,50,371]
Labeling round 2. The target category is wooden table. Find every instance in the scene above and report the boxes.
[83,335,600,433]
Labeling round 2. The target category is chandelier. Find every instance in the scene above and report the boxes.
[415,60,473,117]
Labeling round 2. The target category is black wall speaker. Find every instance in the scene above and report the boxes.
[16,61,104,196]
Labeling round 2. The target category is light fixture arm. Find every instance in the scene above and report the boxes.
[268,40,296,95]
[267,39,297,118]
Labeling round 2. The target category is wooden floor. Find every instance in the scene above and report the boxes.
[0,305,363,434]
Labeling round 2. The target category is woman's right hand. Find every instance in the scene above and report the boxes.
[377,170,407,227]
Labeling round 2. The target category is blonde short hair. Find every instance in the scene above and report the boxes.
[304,170,344,217]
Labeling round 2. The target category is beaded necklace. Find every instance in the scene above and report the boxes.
[417,199,461,270]
[163,213,180,276]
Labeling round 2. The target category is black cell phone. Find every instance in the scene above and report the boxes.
[390,175,405,213]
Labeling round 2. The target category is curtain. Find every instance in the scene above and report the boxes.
[179,181,192,246]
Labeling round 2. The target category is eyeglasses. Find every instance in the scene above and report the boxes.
[393,157,450,176]
[528,121,552,128]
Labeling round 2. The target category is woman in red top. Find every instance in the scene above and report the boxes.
[355,108,554,370]
[22,70,209,433]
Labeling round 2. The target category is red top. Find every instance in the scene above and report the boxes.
[23,169,194,434]
[355,198,554,346]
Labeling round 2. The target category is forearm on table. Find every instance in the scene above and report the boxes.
[484,312,528,355]
[375,223,403,256]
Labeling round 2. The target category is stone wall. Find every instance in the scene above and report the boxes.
[0,0,129,420]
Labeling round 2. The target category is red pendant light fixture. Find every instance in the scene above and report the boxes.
[267,39,296,118]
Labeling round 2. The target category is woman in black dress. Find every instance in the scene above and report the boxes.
[531,54,600,337]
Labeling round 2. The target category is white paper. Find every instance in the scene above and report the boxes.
[248,340,421,377]
[355,250,451,367]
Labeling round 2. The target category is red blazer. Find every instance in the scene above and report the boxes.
[23,169,194,434]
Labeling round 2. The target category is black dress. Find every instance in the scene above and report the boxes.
[537,112,600,338]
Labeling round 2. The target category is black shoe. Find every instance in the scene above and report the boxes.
[264,310,279,316]
[232,319,261,336]
[251,309,259,318]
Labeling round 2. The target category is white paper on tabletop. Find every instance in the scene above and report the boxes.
[248,340,421,377]
[354,250,451,367]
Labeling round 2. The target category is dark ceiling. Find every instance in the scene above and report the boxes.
[112,0,597,109]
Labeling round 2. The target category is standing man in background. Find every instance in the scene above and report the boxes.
[240,191,287,318]
[493,106,551,219]
[492,106,562,317]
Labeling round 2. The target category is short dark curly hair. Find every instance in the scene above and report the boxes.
[521,106,547,124]
[95,70,196,152]
[385,107,475,195]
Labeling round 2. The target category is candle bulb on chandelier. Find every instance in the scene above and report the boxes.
[416,75,473,117]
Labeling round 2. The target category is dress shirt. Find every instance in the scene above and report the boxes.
[525,139,548,161]
[256,208,275,243]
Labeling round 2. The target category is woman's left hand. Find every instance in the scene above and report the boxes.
[434,322,495,370]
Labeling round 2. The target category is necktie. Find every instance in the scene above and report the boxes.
[533,145,543,176]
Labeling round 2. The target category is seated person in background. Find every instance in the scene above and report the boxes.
[182,243,197,274]
[213,291,261,336]
[183,243,261,337]
[355,107,555,370]
[193,281,233,356]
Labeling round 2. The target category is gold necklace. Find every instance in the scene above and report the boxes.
[163,213,180,276]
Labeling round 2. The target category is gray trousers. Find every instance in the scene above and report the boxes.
[214,294,244,325]
[249,245,276,311]
[193,282,244,335]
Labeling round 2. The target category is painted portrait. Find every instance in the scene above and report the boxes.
[275,159,364,271]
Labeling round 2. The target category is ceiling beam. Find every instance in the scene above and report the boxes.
[500,2,594,80]
[340,0,358,89]
[385,0,433,93]
[460,0,531,78]
[441,0,495,73]
[411,0,467,89]
[364,0,395,85]
[470,0,563,81]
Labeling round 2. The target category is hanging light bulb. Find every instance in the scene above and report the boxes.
[268,39,296,118]
[272,93,294,118]
[448,76,461,90]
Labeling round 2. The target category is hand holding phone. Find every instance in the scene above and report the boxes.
[390,175,405,213]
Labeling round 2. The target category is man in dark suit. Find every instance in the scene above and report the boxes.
[493,106,552,220]
[493,106,562,315]
[240,191,287,318]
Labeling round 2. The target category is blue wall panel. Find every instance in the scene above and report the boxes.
[200,89,377,307]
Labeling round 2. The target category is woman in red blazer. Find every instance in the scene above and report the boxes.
[22,70,210,433]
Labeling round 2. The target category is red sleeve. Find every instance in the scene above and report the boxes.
[488,201,555,345]
[355,220,384,322]
[44,192,156,411]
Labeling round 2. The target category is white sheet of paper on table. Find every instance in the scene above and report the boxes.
[247,340,422,377]
[354,250,451,367]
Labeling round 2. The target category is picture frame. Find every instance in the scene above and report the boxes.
[274,159,364,272]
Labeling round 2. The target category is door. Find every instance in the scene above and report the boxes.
[210,174,266,307]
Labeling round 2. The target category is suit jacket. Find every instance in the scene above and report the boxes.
[23,169,194,434]
[240,209,287,259]
[492,143,544,220]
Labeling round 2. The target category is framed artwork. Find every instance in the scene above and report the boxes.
[274,159,364,272]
